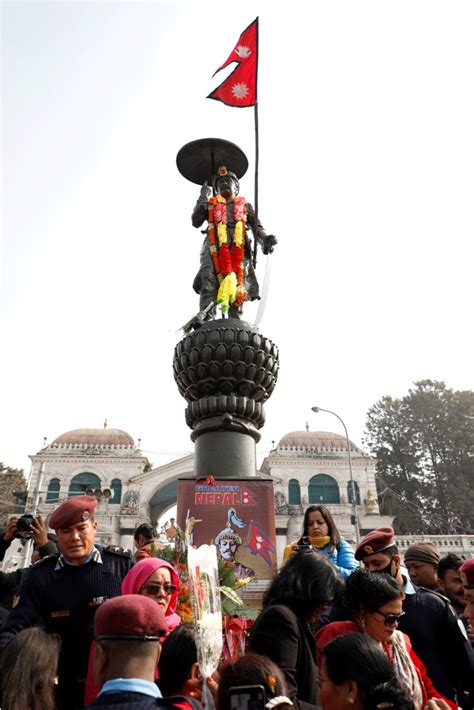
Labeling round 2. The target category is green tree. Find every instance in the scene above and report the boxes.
[364,380,474,534]
[0,463,27,527]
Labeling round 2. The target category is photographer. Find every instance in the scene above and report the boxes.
[1,514,58,611]
[0,518,19,562]
[1,513,57,561]
[282,505,358,579]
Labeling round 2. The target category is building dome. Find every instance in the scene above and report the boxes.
[277,430,360,453]
[51,427,135,448]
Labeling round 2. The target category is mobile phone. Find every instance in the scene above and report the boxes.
[229,684,266,710]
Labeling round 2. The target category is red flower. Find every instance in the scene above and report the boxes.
[233,197,246,221]
[214,201,227,224]
[219,243,232,275]
[231,245,244,273]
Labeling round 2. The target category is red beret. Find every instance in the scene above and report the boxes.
[355,527,395,561]
[49,495,97,530]
[94,594,168,641]
[459,558,474,588]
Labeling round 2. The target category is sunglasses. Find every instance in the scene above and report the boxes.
[141,583,177,596]
[374,610,405,626]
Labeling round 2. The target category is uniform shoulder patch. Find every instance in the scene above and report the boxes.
[34,553,59,567]
[103,545,132,559]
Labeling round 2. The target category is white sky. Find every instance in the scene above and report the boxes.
[2,0,474,477]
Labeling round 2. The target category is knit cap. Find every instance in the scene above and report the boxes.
[404,541,440,566]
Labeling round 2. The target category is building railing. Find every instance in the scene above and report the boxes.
[396,534,474,558]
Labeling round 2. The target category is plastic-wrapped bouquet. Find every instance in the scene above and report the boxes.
[187,543,222,708]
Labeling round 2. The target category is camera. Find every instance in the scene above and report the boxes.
[295,536,311,552]
[14,513,35,538]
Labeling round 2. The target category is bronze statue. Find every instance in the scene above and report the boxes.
[190,166,276,326]
[176,138,277,330]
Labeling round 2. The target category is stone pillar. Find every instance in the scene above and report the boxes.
[173,318,279,478]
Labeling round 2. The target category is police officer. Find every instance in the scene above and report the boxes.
[89,594,166,708]
[0,495,132,710]
[89,594,202,710]
[355,528,474,708]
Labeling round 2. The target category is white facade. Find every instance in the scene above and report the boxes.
[26,426,473,566]
[27,425,394,559]
[260,430,393,563]
[28,426,149,547]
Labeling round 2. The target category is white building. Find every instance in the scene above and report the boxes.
[27,425,392,556]
[25,425,473,564]
[260,429,393,563]
[28,425,149,548]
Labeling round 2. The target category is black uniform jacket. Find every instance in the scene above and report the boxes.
[0,545,132,709]
[399,586,474,704]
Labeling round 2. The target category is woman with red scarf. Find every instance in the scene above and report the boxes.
[316,569,455,710]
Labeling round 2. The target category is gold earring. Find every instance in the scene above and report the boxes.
[348,699,354,705]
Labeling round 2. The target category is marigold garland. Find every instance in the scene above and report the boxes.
[208,195,248,314]
[217,272,237,312]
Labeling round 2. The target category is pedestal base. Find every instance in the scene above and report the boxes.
[173,318,279,479]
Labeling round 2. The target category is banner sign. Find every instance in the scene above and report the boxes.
[177,478,277,605]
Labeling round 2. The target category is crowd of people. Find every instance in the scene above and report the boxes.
[0,498,473,710]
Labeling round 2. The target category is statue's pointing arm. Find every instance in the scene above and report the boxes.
[192,182,211,228]
[246,203,277,255]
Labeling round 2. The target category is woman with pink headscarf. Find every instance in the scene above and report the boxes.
[121,558,182,634]
[84,558,182,704]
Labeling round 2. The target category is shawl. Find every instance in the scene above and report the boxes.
[385,630,424,710]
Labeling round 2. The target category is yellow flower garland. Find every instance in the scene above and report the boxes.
[209,195,247,314]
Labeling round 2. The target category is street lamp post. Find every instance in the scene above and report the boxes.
[311,406,360,544]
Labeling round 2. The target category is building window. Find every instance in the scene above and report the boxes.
[68,472,101,497]
[288,479,301,505]
[308,474,340,504]
[347,480,361,505]
[46,478,61,504]
[110,478,122,504]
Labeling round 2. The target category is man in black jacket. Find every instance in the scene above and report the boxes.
[0,496,132,710]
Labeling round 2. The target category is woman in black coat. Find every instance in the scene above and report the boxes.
[249,547,343,710]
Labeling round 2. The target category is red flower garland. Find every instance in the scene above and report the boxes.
[208,196,248,309]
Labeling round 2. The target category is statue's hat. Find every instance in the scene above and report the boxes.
[176,137,248,186]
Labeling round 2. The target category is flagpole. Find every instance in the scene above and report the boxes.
[253,103,259,267]
[253,16,259,268]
